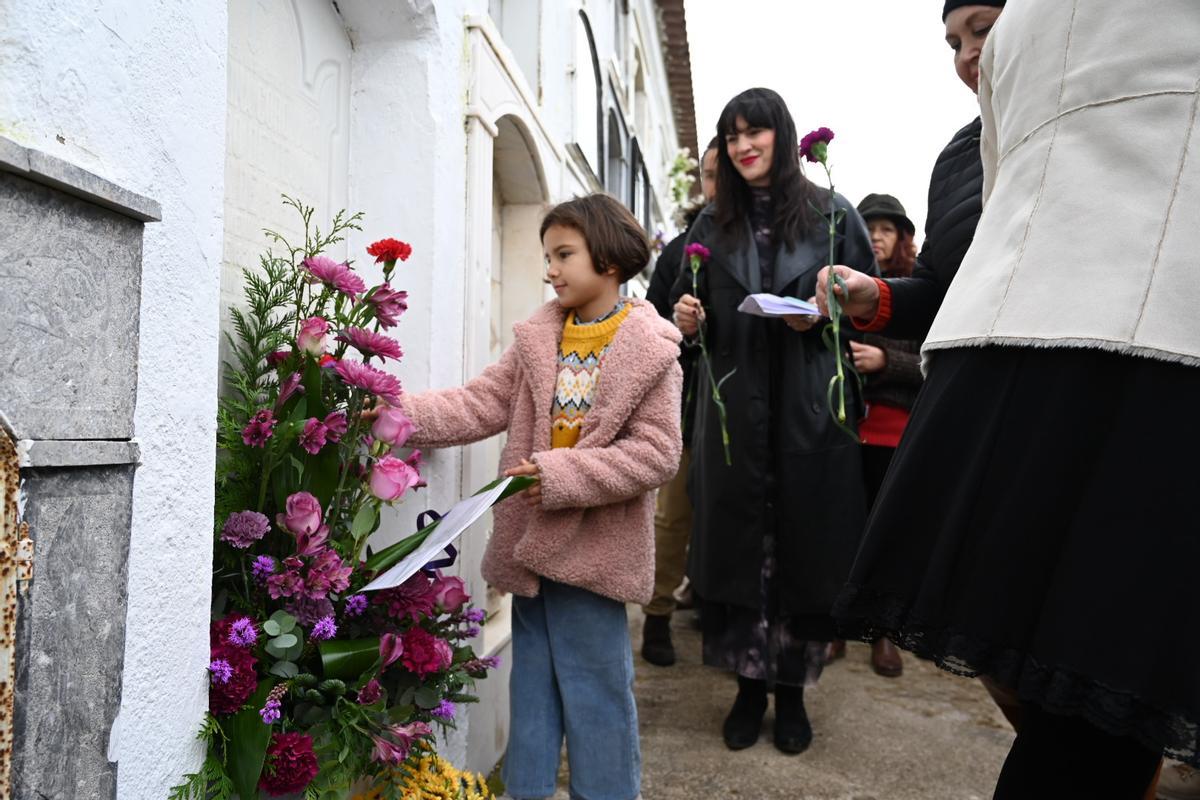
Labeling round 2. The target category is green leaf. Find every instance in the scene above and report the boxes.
[350,503,378,541]
[269,660,299,678]
[284,629,305,661]
[269,610,297,633]
[362,525,434,574]
[225,681,274,800]
[413,686,440,709]
[272,633,298,649]
[262,619,282,637]
[318,637,381,680]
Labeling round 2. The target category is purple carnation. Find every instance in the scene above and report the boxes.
[228,617,257,647]
[344,594,368,617]
[209,659,234,684]
[251,555,277,581]
[431,700,456,721]
[311,615,338,641]
[260,698,282,725]
[220,510,270,549]
[799,126,836,163]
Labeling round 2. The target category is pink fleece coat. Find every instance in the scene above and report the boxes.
[399,298,683,604]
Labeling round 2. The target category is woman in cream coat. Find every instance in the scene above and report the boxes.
[823,1,1200,796]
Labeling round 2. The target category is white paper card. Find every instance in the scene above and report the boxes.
[362,476,515,592]
[737,293,820,318]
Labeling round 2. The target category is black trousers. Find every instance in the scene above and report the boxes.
[993,707,1160,799]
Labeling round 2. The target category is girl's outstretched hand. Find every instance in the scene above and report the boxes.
[815,265,881,320]
[503,458,542,506]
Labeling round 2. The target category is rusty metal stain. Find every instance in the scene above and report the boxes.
[0,429,31,797]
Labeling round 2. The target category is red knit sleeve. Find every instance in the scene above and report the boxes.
[850,278,893,333]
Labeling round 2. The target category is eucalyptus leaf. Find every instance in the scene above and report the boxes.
[413,686,440,709]
[262,619,282,637]
[272,633,298,649]
[284,629,305,661]
[269,660,299,678]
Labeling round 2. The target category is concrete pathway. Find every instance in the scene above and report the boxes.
[550,607,1015,800]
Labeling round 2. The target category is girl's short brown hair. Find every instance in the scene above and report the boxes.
[539,193,650,282]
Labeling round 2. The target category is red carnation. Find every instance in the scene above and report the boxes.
[367,238,412,264]
[400,626,453,678]
[259,732,319,796]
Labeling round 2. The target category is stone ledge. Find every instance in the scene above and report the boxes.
[16,439,141,468]
[0,135,161,222]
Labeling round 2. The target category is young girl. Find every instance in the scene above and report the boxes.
[396,193,681,800]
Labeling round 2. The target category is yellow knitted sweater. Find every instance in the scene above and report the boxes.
[550,303,631,449]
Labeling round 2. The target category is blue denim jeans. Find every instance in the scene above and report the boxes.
[501,579,641,800]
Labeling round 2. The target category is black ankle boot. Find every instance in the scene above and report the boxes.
[773,683,813,754]
[722,677,768,750]
[640,614,676,667]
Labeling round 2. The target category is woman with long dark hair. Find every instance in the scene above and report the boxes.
[670,87,877,754]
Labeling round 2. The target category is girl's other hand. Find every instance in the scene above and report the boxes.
[673,294,705,337]
[784,297,821,332]
[849,340,887,374]
[815,265,880,320]
[503,458,542,506]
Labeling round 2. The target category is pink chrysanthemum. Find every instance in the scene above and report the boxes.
[333,359,402,405]
[336,327,404,362]
[302,255,367,298]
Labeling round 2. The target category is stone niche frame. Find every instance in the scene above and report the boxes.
[0,135,158,800]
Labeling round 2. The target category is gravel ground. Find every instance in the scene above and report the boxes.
[540,606,1015,800]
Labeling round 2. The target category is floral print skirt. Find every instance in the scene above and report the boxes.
[701,531,831,688]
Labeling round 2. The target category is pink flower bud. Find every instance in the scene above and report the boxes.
[368,454,424,502]
[297,317,329,356]
[371,406,416,447]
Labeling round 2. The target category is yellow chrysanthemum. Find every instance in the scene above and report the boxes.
[351,754,493,800]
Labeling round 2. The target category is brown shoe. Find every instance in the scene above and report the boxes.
[871,638,903,677]
[823,640,846,665]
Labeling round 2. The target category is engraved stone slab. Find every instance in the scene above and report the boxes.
[11,465,133,800]
[0,171,144,441]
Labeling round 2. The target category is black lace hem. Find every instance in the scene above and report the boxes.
[835,583,1200,768]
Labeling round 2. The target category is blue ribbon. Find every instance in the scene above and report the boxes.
[416,510,459,573]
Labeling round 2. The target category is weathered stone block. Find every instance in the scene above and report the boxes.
[11,465,133,800]
[0,171,144,441]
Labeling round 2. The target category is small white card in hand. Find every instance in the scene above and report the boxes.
[362,476,515,592]
[737,293,820,318]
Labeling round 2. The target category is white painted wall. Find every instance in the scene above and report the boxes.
[0,1,228,797]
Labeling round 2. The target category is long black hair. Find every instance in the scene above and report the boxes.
[714,88,818,249]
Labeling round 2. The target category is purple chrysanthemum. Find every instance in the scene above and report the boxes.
[344,594,368,617]
[311,615,338,641]
[260,698,282,725]
[431,700,456,721]
[220,510,270,549]
[209,659,234,684]
[251,555,277,581]
[228,617,257,647]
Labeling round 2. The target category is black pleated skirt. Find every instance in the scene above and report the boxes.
[834,345,1200,766]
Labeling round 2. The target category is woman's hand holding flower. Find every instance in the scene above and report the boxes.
[673,294,705,337]
[815,265,881,321]
[503,459,542,507]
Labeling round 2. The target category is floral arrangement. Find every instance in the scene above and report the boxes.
[800,127,860,441]
[684,242,736,465]
[170,198,498,800]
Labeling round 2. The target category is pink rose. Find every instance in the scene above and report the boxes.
[431,573,470,613]
[371,406,416,447]
[297,317,329,356]
[276,491,325,536]
[368,453,424,502]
